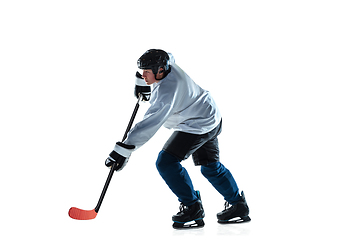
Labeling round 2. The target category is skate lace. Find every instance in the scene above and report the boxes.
[224,201,231,210]
[178,203,188,213]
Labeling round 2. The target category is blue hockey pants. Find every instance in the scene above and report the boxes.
[156,150,241,206]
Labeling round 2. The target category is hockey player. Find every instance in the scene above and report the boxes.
[105,49,250,228]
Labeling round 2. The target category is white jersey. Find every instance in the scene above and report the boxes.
[124,57,221,149]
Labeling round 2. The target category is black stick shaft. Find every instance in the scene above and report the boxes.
[122,98,141,142]
[95,96,142,213]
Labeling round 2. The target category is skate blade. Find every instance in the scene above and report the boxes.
[218,216,251,224]
[173,219,205,229]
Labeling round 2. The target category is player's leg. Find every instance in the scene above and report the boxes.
[156,150,198,206]
[156,150,205,228]
[194,136,251,223]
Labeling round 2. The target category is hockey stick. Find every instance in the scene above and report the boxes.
[69,95,142,220]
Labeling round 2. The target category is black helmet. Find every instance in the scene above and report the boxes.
[137,49,170,76]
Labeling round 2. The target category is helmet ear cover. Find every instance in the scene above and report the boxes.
[151,65,162,76]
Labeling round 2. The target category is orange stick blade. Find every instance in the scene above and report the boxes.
[68,207,97,220]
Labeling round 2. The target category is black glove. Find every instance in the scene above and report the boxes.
[134,71,151,101]
[105,142,135,171]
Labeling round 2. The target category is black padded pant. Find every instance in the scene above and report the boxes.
[162,120,222,166]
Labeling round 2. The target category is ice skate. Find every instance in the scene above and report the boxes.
[217,191,251,224]
[172,201,205,229]
[172,191,205,229]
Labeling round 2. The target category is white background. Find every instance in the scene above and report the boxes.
[1,0,359,239]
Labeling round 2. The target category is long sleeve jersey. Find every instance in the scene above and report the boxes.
[124,59,221,149]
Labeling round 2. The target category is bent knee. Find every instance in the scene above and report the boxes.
[156,150,179,172]
[201,162,219,176]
